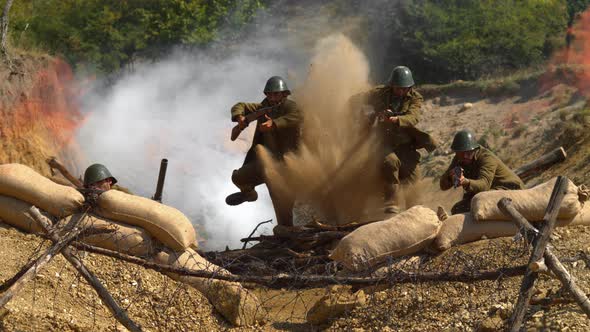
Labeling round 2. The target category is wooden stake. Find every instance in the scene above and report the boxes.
[544,248,590,318]
[46,157,84,188]
[28,207,142,332]
[507,176,568,332]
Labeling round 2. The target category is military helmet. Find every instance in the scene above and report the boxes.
[388,66,415,88]
[84,163,117,187]
[263,76,290,94]
[451,129,480,152]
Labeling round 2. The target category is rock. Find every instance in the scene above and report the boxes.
[459,103,473,112]
[477,316,504,332]
[307,289,367,325]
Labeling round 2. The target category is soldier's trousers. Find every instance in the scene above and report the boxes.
[231,150,294,227]
[382,146,421,186]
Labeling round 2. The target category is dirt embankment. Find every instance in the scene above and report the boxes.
[0,53,85,177]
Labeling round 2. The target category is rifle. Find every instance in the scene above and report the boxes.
[230,103,281,141]
[453,166,463,188]
[152,159,168,202]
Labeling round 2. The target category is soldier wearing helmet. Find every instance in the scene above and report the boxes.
[84,163,117,191]
[225,76,303,227]
[83,163,132,194]
[440,129,524,214]
[349,66,436,214]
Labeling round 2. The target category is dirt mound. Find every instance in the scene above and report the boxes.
[0,53,85,178]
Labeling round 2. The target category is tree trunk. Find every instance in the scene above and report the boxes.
[0,0,14,56]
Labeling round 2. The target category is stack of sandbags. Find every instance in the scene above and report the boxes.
[433,177,590,251]
[329,206,441,271]
[0,164,84,218]
[95,190,196,251]
[152,248,267,326]
[471,177,587,222]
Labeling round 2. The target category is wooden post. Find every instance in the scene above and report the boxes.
[28,207,142,332]
[544,248,590,318]
[0,213,84,308]
[498,197,539,241]
[506,176,568,332]
[515,147,566,181]
[46,157,84,188]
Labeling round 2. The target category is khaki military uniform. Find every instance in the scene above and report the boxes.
[440,147,525,214]
[350,86,435,203]
[230,98,302,226]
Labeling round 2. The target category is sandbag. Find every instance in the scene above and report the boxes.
[471,177,586,222]
[329,206,441,271]
[0,194,47,233]
[59,213,154,257]
[432,211,583,251]
[152,248,267,326]
[0,164,84,217]
[95,190,196,251]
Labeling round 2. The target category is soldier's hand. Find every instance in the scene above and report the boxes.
[259,115,274,132]
[237,115,247,130]
[459,176,470,189]
[387,116,399,124]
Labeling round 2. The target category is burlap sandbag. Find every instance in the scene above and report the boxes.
[152,248,267,326]
[59,213,154,257]
[0,194,47,233]
[95,190,196,251]
[471,177,587,222]
[329,206,441,271]
[432,210,585,251]
[0,163,84,217]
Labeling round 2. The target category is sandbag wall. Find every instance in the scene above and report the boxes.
[433,177,590,251]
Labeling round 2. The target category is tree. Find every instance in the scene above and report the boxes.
[1,0,14,59]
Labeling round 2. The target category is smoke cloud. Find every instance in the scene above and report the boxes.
[75,2,394,249]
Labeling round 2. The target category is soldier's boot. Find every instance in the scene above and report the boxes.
[225,189,258,206]
[384,184,402,214]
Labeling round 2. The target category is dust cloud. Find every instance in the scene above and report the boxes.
[76,3,399,248]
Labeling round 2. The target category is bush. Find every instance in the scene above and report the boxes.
[388,0,568,83]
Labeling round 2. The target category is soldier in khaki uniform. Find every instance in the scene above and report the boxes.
[350,66,436,214]
[225,76,303,227]
[440,130,525,214]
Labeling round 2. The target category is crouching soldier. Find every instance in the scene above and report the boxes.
[440,129,524,214]
[349,66,436,214]
[225,76,303,227]
[83,164,131,193]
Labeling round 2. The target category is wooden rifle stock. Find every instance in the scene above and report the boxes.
[229,104,280,141]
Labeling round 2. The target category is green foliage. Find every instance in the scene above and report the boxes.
[392,0,568,82]
[7,0,264,72]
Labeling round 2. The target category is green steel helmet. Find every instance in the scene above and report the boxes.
[451,130,480,152]
[263,76,291,94]
[84,163,117,187]
[388,66,415,88]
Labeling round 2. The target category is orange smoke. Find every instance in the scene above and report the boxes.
[0,58,87,175]
[543,10,590,96]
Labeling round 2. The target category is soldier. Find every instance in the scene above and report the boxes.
[84,163,117,191]
[225,76,303,227]
[349,66,436,214]
[440,129,525,214]
[83,163,132,194]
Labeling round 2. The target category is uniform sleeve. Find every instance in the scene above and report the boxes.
[273,102,302,129]
[440,158,458,191]
[349,90,379,128]
[397,91,423,128]
[466,155,498,193]
[231,102,263,122]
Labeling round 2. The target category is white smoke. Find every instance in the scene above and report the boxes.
[75,2,387,250]
[77,53,291,250]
